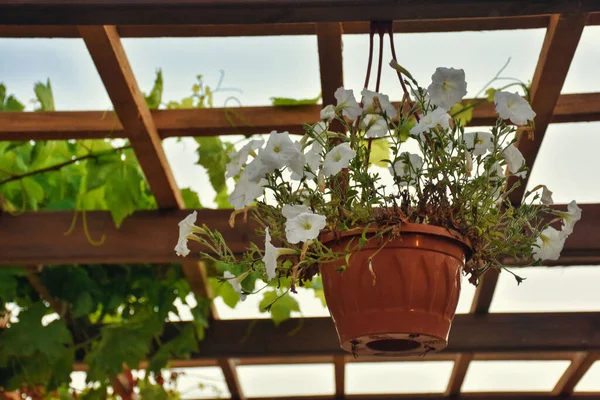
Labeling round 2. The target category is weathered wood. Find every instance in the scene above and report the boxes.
[0,203,597,265]
[2,1,600,25]
[552,352,599,395]
[1,92,600,141]
[79,25,183,209]
[316,22,344,106]
[333,355,345,399]
[509,13,588,204]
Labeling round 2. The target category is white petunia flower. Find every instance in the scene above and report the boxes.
[290,141,323,181]
[225,139,264,178]
[223,271,247,301]
[282,204,312,220]
[389,152,423,185]
[360,114,389,138]
[533,227,566,261]
[244,155,270,181]
[427,67,467,110]
[175,211,198,257]
[261,131,301,169]
[494,91,536,125]
[541,185,554,206]
[322,142,356,177]
[228,173,267,210]
[361,88,397,118]
[558,200,582,237]
[320,104,336,121]
[285,212,327,244]
[502,144,527,178]
[463,131,494,156]
[410,108,451,141]
[334,87,362,121]
[262,227,296,281]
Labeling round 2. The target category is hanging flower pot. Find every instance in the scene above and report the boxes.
[320,224,470,356]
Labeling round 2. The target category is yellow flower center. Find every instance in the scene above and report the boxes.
[274,146,281,153]
[302,222,312,230]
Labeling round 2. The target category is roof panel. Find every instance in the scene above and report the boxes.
[561,26,600,94]
[237,363,335,397]
[345,361,454,394]
[575,360,600,392]
[462,360,570,392]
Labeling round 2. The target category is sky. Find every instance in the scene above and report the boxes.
[2,26,600,396]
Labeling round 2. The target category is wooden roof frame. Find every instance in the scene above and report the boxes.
[1,2,600,399]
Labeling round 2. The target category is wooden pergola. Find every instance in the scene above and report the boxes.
[1,1,600,399]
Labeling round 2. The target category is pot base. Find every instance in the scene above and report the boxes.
[343,332,446,357]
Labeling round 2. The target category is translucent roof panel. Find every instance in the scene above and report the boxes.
[343,29,545,102]
[170,366,230,399]
[526,122,600,204]
[561,26,600,94]
[462,360,570,392]
[575,360,600,392]
[490,266,600,313]
[0,39,111,110]
[345,361,454,394]
[237,363,334,397]
[123,36,321,108]
[456,274,477,314]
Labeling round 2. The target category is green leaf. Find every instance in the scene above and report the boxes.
[194,137,233,194]
[180,96,195,109]
[259,290,300,326]
[213,188,231,209]
[397,118,416,142]
[271,94,321,107]
[181,188,203,209]
[144,69,164,110]
[190,298,211,340]
[22,177,45,209]
[104,157,146,227]
[450,102,473,127]
[139,383,168,400]
[71,292,94,318]
[0,84,5,105]
[34,78,55,111]
[360,139,390,168]
[485,88,496,102]
[4,95,25,112]
[147,324,198,374]
[209,277,239,309]
[0,302,72,362]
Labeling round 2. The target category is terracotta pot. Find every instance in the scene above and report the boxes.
[320,223,470,356]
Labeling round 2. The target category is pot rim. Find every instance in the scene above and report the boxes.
[320,222,472,258]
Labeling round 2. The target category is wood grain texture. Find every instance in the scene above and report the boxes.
[1,92,599,141]
[2,1,600,25]
[552,352,600,395]
[79,25,183,209]
[509,13,589,204]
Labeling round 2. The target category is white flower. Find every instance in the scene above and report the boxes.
[334,87,362,121]
[290,141,323,181]
[285,212,327,244]
[389,152,423,185]
[494,91,536,125]
[322,142,356,177]
[427,67,467,110]
[360,114,389,138]
[533,227,565,261]
[225,139,264,178]
[175,211,198,257]
[463,131,494,156]
[223,271,246,301]
[282,204,312,219]
[559,200,582,237]
[541,185,554,206]
[262,227,296,281]
[466,151,473,175]
[228,173,266,210]
[244,155,270,181]
[320,104,336,120]
[502,144,527,178]
[261,131,301,169]
[361,88,397,118]
[410,108,451,140]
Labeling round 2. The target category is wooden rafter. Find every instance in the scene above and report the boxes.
[508,13,589,204]
[552,352,599,395]
[1,204,599,266]
[79,25,183,209]
[1,92,600,141]
[333,355,345,399]
[2,0,600,25]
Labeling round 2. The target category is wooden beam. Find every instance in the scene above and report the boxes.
[2,92,600,142]
[1,203,599,266]
[446,353,473,396]
[470,269,500,314]
[194,395,600,400]
[64,312,600,361]
[509,13,588,204]
[218,358,246,400]
[2,1,600,25]
[316,22,344,106]
[333,355,345,399]
[552,352,599,395]
[0,15,569,38]
[79,25,183,209]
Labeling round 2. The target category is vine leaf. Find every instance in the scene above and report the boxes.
[0,83,25,111]
[34,78,55,111]
[271,94,321,107]
[144,69,163,110]
[259,290,300,326]
[194,137,234,195]
[181,187,203,209]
